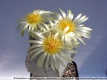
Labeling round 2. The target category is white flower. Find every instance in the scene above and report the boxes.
[55,9,92,47]
[17,10,55,36]
[27,28,76,71]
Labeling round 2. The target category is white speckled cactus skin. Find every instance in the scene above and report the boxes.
[25,49,75,77]
[25,54,59,77]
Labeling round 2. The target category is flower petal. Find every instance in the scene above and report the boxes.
[55,54,66,67]
[17,23,26,32]
[65,37,73,49]
[32,24,38,31]
[43,23,49,31]
[76,15,86,23]
[39,10,52,14]
[54,32,59,39]
[21,24,29,36]
[38,24,47,31]
[77,35,86,45]
[28,25,32,32]
[32,31,44,39]
[77,29,91,34]
[58,51,72,63]
[54,12,62,20]
[72,36,80,45]
[67,10,73,20]
[28,47,40,55]
[73,13,82,22]
[78,17,89,24]
[50,55,55,71]
[59,8,66,18]
[66,49,77,54]
[52,55,58,70]
[28,44,42,50]
[77,26,92,31]
[63,27,69,34]
[41,11,55,20]
[31,49,44,60]
[45,54,50,69]
[49,20,54,27]
[37,52,47,67]
[76,31,91,39]
[28,40,43,44]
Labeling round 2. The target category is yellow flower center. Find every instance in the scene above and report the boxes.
[43,35,62,54]
[59,18,76,33]
[26,12,42,24]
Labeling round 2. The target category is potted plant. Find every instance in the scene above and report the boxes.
[17,8,92,78]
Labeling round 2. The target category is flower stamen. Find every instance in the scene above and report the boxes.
[26,12,42,24]
[59,18,76,33]
[43,35,62,54]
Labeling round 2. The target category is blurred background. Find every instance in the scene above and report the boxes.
[0,0,107,78]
